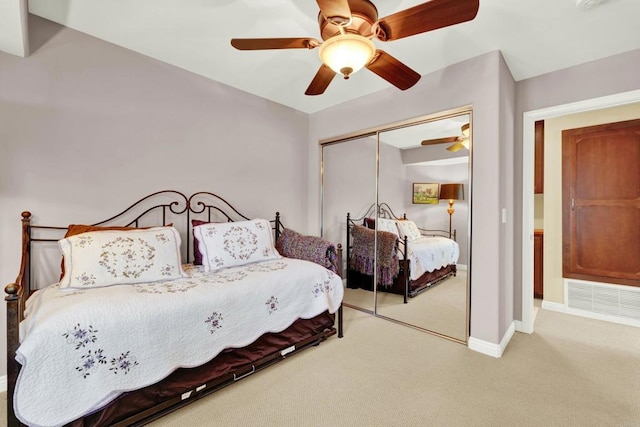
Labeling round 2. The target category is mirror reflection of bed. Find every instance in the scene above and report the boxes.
[346,204,459,301]
[321,108,471,343]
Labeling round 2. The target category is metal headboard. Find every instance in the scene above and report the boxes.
[9,190,283,318]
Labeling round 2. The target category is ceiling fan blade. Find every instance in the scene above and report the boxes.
[446,141,467,152]
[421,136,459,146]
[366,50,421,90]
[305,64,336,96]
[316,0,352,24]
[376,0,480,41]
[231,38,320,50]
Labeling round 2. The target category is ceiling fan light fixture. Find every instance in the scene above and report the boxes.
[461,123,470,138]
[318,34,376,79]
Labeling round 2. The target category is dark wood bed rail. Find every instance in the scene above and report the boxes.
[4,190,339,427]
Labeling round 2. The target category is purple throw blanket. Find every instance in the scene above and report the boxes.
[275,228,339,274]
[349,225,399,286]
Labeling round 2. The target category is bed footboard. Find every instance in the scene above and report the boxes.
[5,283,21,427]
[5,211,31,427]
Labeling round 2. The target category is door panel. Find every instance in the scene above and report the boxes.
[563,118,640,286]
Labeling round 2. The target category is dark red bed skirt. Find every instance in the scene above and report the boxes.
[347,264,456,296]
[68,312,335,426]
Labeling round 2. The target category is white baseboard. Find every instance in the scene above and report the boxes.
[456,264,468,271]
[542,300,640,328]
[541,300,566,312]
[0,375,6,393]
[514,320,523,332]
[468,321,515,358]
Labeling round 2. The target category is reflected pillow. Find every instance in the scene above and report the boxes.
[377,218,399,237]
[193,219,280,272]
[59,226,186,289]
[396,220,421,241]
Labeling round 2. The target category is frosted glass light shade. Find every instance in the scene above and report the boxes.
[318,34,376,79]
[460,123,470,149]
[461,123,470,138]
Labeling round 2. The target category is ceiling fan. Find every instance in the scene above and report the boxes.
[421,123,470,152]
[230,0,480,96]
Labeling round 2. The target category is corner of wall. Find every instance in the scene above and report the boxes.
[468,321,515,358]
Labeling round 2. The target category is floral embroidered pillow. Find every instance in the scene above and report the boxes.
[193,219,280,272]
[59,223,172,279]
[396,220,422,241]
[59,227,186,289]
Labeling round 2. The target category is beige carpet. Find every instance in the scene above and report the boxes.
[3,306,640,426]
[343,271,468,340]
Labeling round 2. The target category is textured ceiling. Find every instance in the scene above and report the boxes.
[26,0,640,113]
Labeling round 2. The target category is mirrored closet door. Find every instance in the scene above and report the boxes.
[322,135,376,313]
[321,107,472,342]
[375,113,471,342]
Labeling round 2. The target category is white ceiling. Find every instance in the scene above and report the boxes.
[23,0,640,113]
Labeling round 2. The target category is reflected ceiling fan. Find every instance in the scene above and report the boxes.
[230,0,479,95]
[421,123,470,152]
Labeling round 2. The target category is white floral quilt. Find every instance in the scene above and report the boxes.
[405,237,460,280]
[15,259,343,427]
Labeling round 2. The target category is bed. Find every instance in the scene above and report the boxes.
[4,190,344,427]
[345,203,459,303]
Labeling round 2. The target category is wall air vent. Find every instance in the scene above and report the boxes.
[567,280,640,321]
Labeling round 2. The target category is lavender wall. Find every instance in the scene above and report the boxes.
[378,141,405,216]
[309,51,516,346]
[0,16,309,376]
[498,52,516,339]
[321,137,376,257]
[512,48,640,320]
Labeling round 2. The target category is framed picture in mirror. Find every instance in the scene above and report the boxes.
[412,182,439,204]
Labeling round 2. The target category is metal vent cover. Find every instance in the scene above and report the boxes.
[567,280,640,321]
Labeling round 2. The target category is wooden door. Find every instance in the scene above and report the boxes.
[562,118,640,287]
[534,120,544,194]
[534,231,544,298]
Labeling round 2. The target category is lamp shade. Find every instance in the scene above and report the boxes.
[439,183,464,201]
[318,34,376,79]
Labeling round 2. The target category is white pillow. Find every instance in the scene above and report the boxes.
[59,227,186,289]
[396,220,422,241]
[193,219,280,272]
[377,218,399,237]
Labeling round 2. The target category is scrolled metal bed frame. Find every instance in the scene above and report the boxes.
[4,190,343,427]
